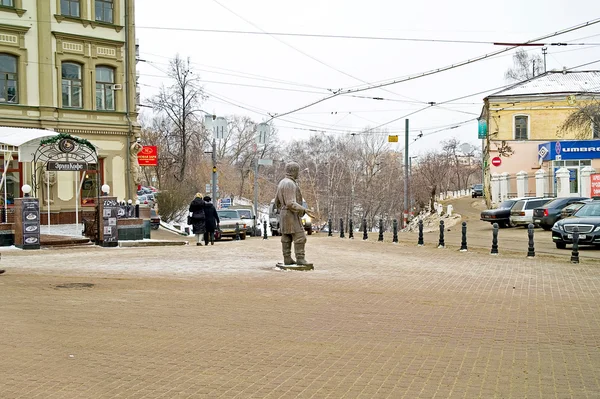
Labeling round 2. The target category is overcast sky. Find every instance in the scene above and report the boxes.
[135,0,600,155]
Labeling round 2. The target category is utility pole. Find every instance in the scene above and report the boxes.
[211,138,217,203]
[542,47,547,73]
[404,119,409,228]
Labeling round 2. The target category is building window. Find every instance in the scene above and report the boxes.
[62,62,82,108]
[95,0,113,23]
[61,0,80,17]
[96,66,115,110]
[514,115,528,140]
[0,54,17,103]
[0,0,14,7]
[80,160,104,205]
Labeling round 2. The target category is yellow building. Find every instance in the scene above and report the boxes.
[481,70,600,199]
[0,0,139,224]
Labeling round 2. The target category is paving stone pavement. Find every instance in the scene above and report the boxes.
[1,235,600,398]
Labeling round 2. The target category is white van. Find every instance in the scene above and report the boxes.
[509,198,553,227]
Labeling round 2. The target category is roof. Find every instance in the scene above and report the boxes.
[0,126,57,147]
[488,71,600,98]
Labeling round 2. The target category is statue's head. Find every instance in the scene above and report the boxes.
[285,162,300,179]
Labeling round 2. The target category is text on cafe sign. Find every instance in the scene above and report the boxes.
[538,139,600,161]
[592,174,600,197]
[47,161,87,171]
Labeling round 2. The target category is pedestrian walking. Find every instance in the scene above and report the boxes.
[188,193,206,246]
[203,196,220,246]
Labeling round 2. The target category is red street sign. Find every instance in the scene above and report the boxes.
[591,174,600,197]
[138,146,158,166]
[491,156,502,167]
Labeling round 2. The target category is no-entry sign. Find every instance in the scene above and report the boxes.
[491,156,502,167]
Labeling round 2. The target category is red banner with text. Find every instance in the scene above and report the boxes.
[138,146,158,166]
[591,173,600,197]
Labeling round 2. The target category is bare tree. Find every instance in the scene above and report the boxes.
[559,101,600,139]
[505,49,543,82]
[149,55,205,182]
[413,151,451,210]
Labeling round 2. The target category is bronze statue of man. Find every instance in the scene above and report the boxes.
[275,162,312,265]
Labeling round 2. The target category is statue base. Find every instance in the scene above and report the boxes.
[276,262,314,271]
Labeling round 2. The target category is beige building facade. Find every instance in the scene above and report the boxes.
[481,70,600,200]
[0,0,139,223]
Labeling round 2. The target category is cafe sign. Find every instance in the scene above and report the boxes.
[47,161,87,171]
[138,146,158,166]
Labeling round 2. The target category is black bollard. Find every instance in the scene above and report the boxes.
[571,226,580,264]
[362,219,368,240]
[135,204,140,218]
[418,219,424,246]
[263,220,268,240]
[328,218,332,237]
[527,223,535,258]
[392,219,398,243]
[235,222,241,241]
[349,219,354,239]
[438,220,445,248]
[491,223,499,255]
[340,219,345,239]
[460,221,467,251]
[378,219,384,242]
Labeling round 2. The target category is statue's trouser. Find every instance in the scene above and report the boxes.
[281,232,308,265]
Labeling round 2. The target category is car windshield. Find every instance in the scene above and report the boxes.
[573,203,600,217]
[236,210,252,219]
[218,210,239,219]
[474,184,483,190]
[498,200,515,209]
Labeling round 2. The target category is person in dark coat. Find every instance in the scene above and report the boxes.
[203,196,220,245]
[189,193,206,246]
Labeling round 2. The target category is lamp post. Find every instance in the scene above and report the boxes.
[22,184,31,198]
[101,184,110,196]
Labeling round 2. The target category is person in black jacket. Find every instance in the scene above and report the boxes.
[188,193,206,246]
[203,196,220,245]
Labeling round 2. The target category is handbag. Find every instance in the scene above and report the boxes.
[187,216,192,225]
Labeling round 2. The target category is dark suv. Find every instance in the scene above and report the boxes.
[472,184,483,198]
[532,197,589,231]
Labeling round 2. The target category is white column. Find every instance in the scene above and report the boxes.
[580,166,596,198]
[491,173,500,204]
[447,204,453,216]
[500,172,510,201]
[556,167,571,198]
[535,169,547,198]
[516,171,528,198]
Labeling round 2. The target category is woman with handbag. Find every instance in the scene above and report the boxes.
[203,196,220,245]
[188,193,206,246]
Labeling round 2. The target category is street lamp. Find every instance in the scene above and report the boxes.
[101,184,110,196]
[21,184,31,197]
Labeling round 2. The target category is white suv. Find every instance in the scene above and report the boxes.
[510,198,553,227]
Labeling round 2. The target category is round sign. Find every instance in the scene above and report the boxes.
[491,156,502,167]
[58,138,76,153]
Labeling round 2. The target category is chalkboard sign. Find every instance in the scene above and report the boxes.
[99,197,119,246]
[21,198,40,249]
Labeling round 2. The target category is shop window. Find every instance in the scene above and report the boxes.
[61,0,80,17]
[514,115,528,140]
[62,62,82,108]
[0,54,18,103]
[80,159,104,205]
[0,156,21,206]
[95,66,115,110]
[0,0,14,7]
[95,0,113,23]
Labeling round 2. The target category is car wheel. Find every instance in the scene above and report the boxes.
[555,242,567,249]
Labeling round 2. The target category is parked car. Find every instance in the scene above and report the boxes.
[471,184,483,198]
[216,209,247,240]
[532,197,589,231]
[552,201,600,249]
[480,197,537,228]
[138,193,156,208]
[229,205,260,236]
[510,198,553,227]
[560,200,591,219]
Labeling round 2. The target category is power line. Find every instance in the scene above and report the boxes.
[265,17,600,122]
[134,25,600,46]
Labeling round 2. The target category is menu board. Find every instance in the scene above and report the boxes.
[21,198,40,248]
[100,197,119,244]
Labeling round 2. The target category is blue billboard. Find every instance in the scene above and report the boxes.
[538,140,600,161]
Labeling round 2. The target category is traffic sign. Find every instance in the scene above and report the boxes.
[491,156,502,167]
[220,198,232,208]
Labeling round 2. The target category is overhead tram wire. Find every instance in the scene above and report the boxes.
[264,17,600,122]
[210,0,428,105]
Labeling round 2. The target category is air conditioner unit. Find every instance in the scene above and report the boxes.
[112,84,123,90]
